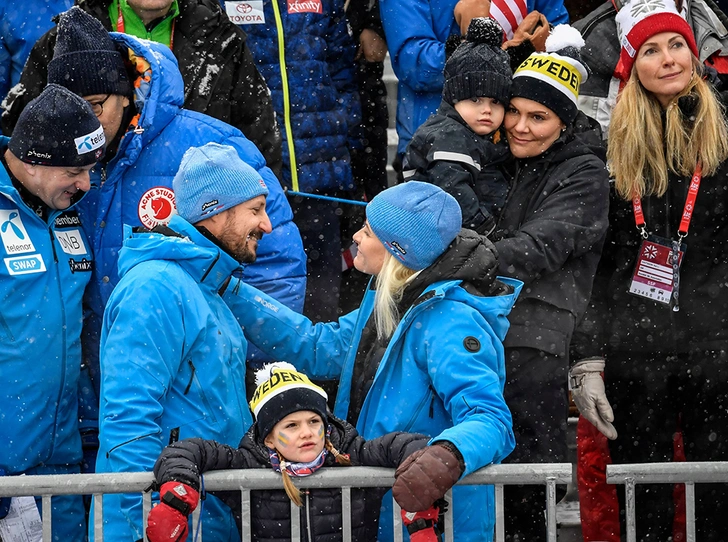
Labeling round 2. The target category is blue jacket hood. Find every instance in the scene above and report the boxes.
[118,214,239,291]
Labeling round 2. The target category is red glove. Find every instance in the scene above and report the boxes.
[146,482,199,542]
[401,506,441,542]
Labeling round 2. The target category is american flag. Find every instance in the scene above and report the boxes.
[490,0,528,40]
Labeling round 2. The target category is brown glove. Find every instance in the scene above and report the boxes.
[392,442,465,512]
[453,0,492,36]
[502,11,549,52]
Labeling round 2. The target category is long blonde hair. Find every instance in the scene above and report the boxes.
[278,438,351,507]
[373,253,419,340]
[608,63,728,200]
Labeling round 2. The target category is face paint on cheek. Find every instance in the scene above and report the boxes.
[317,425,325,440]
[277,431,290,448]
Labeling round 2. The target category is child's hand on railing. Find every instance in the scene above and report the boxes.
[146,482,199,542]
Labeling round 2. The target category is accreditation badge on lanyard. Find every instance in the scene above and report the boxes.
[628,163,701,312]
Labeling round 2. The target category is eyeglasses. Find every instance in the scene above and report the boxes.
[87,94,111,117]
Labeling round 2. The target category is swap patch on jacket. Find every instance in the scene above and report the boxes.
[513,54,582,103]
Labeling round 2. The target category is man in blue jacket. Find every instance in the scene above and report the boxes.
[97,143,269,541]
[44,7,306,469]
[0,84,104,540]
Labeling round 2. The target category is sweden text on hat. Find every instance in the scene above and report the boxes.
[249,362,329,440]
[8,84,105,167]
[511,24,589,124]
[366,181,462,271]
[173,143,269,225]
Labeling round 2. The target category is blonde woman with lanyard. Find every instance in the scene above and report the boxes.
[571,0,728,538]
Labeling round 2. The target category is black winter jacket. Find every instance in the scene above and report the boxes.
[153,416,428,542]
[493,112,610,361]
[573,94,728,358]
[0,0,282,175]
[403,100,510,233]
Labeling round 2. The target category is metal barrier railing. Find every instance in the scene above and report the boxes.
[607,461,728,542]
[0,463,572,542]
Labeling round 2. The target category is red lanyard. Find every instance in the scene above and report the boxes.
[632,162,702,241]
[117,2,175,50]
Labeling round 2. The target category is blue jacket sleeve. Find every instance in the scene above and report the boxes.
[99,273,188,539]
[413,299,515,476]
[0,13,10,101]
[226,135,307,315]
[529,0,569,24]
[379,0,447,92]
[223,278,359,380]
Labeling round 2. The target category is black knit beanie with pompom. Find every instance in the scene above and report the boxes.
[442,17,512,105]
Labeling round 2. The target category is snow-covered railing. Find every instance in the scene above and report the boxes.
[607,461,728,542]
[0,463,572,542]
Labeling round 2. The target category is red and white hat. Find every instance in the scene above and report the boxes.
[615,0,698,80]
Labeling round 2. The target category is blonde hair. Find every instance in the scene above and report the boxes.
[373,253,419,340]
[608,63,728,200]
[278,438,351,506]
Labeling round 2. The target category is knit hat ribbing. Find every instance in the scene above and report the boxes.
[48,6,132,97]
[250,363,329,440]
[615,0,698,80]
[511,24,589,124]
[443,18,512,106]
[173,143,269,225]
[366,181,462,271]
[9,84,105,167]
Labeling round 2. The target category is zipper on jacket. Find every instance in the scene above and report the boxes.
[184,360,195,395]
[403,387,436,432]
[48,228,58,264]
[271,0,300,191]
[428,385,436,419]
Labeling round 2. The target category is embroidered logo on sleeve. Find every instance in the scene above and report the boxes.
[0,210,35,255]
[138,187,177,228]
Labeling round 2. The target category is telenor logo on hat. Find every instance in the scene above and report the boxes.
[74,125,105,155]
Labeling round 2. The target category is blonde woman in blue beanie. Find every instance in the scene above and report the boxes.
[222,181,522,541]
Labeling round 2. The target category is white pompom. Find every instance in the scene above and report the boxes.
[545,24,585,52]
[254,362,297,387]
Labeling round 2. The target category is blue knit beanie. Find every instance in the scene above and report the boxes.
[366,181,462,271]
[173,143,269,225]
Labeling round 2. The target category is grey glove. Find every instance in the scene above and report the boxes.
[570,359,617,440]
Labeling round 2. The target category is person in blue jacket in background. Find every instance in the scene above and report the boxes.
[42,6,307,472]
[96,143,273,541]
[0,0,73,103]
[222,181,523,541]
[0,84,104,541]
[220,0,362,324]
[381,0,569,176]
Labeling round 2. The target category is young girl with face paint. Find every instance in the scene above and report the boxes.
[146,363,434,542]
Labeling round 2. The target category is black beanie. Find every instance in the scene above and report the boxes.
[9,84,105,167]
[48,7,132,97]
[442,18,512,106]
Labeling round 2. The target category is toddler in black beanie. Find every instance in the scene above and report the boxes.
[402,17,513,236]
